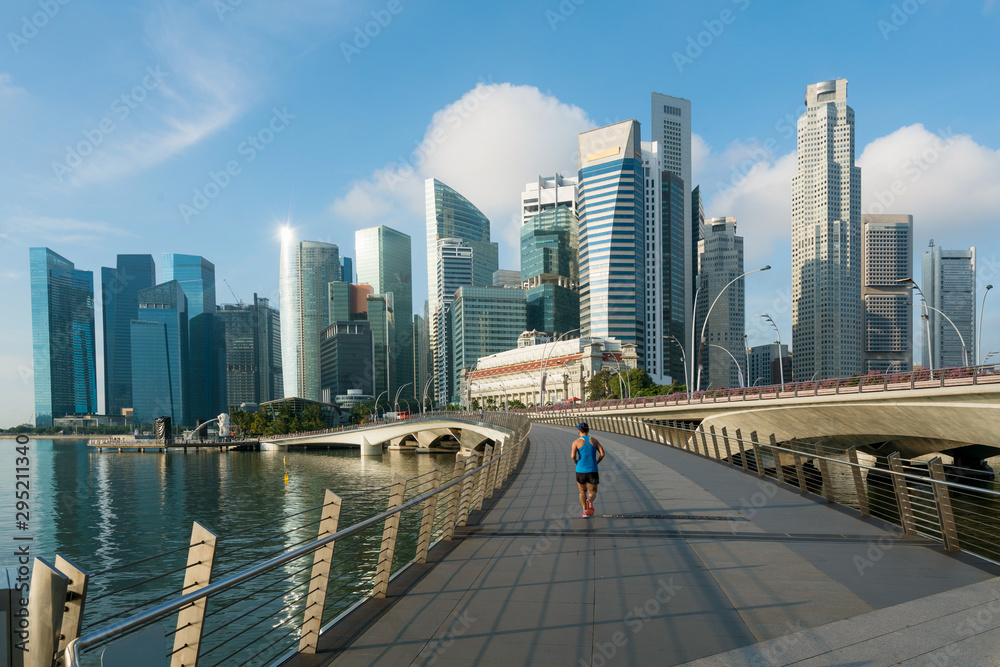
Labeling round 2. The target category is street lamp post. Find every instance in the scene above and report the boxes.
[899,278,935,375]
[421,375,434,416]
[979,284,993,365]
[922,303,968,367]
[393,382,412,415]
[899,279,968,368]
[540,328,581,406]
[694,266,770,392]
[665,335,688,390]
[709,344,744,387]
[743,334,750,390]
[755,313,784,387]
[373,390,387,420]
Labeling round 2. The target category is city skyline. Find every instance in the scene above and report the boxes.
[4,1,1000,425]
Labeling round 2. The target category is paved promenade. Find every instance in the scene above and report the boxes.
[292,423,1000,666]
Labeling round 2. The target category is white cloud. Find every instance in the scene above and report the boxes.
[3,213,134,245]
[329,82,595,278]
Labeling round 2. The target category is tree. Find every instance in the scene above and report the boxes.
[302,403,325,431]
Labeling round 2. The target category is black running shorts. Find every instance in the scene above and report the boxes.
[576,472,599,486]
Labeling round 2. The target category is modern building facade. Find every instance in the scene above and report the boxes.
[577,120,645,366]
[319,320,374,402]
[216,294,283,413]
[450,286,527,404]
[413,313,430,409]
[279,235,340,401]
[131,281,189,426]
[101,254,156,419]
[162,253,224,421]
[862,214,913,373]
[521,205,579,338]
[493,269,523,288]
[355,225,414,401]
[521,174,578,225]
[696,217,746,389]
[340,256,353,283]
[922,243,976,369]
[791,78,863,381]
[425,179,498,406]
[748,343,790,387]
[367,293,394,402]
[642,141,687,384]
[30,247,98,426]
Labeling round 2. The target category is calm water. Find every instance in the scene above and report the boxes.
[0,437,459,665]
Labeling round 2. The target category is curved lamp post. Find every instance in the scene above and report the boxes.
[755,313,784,387]
[979,284,993,365]
[694,265,770,392]
[899,279,968,367]
[709,344,744,387]
[373,390,387,420]
[392,382,412,415]
[665,334,688,390]
[898,278,935,374]
[421,375,434,416]
[540,328,580,406]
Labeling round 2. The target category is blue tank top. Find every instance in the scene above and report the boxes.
[576,436,599,473]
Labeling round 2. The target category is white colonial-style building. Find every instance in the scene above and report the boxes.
[460,332,638,408]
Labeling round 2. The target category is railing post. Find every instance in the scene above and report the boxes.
[734,428,749,472]
[415,465,443,564]
[170,521,218,667]
[492,439,506,494]
[750,431,764,477]
[373,474,408,598]
[709,426,722,460]
[792,449,808,494]
[847,447,869,517]
[474,445,493,511]
[769,434,786,485]
[813,444,835,503]
[54,555,88,665]
[456,453,479,528]
[299,491,343,654]
[25,557,68,667]
[699,428,712,459]
[927,458,960,551]
[717,426,732,466]
[441,462,463,542]
[887,453,917,536]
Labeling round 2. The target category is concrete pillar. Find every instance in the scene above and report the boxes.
[360,435,383,456]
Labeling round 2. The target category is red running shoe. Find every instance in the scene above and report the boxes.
[585,499,595,516]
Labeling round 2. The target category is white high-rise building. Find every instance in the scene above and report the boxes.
[649,93,692,384]
[791,78,863,381]
[697,217,745,389]
[521,174,578,225]
[922,243,976,369]
[862,214,913,374]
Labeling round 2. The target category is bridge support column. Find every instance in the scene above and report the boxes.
[360,436,383,456]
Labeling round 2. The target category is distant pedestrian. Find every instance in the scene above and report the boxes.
[571,422,604,517]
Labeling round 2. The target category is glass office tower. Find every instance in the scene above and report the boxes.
[922,243,976,369]
[279,236,340,401]
[102,254,156,419]
[30,247,98,426]
[216,294,282,412]
[163,253,224,420]
[450,286,527,404]
[356,225,414,401]
[521,205,579,338]
[131,281,189,426]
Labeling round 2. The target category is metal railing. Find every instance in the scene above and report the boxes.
[535,413,1000,565]
[528,363,1000,413]
[15,413,531,667]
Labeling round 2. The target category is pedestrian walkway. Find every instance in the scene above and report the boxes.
[289,423,1000,666]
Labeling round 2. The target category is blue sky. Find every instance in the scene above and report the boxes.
[2,0,999,426]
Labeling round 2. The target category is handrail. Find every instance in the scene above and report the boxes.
[65,414,529,666]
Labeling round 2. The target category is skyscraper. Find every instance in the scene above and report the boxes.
[696,217,745,389]
[340,256,354,283]
[642,141,687,384]
[577,120,645,364]
[101,254,156,418]
[922,243,976,369]
[413,313,430,408]
[279,233,340,401]
[791,78,863,380]
[131,281,189,426]
[163,253,224,420]
[862,214,913,373]
[356,225,414,400]
[321,281,374,403]
[425,179,498,405]
[450,286,527,404]
[29,247,98,426]
[651,94,694,369]
[521,174,578,225]
[216,294,283,412]
[521,205,579,337]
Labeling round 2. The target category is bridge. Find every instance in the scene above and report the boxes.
[31,410,1000,666]
[535,365,1000,463]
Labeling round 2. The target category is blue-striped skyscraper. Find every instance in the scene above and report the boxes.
[131,281,189,426]
[30,248,98,426]
[102,255,156,419]
[577,121,646,364]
